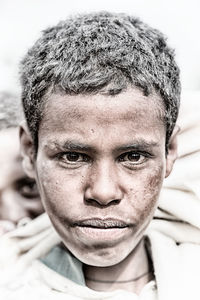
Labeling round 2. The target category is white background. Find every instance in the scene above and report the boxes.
[0,0,199,93]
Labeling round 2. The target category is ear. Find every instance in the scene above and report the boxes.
[165,125,180,178]
[19,122,36,179]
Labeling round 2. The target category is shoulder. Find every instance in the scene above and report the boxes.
[0,213,61,284]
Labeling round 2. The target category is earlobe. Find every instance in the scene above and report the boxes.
[165,125,180,178]
[19,123,36,179]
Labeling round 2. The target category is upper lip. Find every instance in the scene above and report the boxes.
[73,218,131,229]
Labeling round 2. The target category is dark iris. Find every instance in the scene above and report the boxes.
[66,152,80,162]
[127,153,140,161]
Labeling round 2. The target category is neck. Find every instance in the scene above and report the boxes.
[84,239,153,295]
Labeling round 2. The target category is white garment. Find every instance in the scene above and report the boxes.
[156,90,200,229]
[1,212,200,300]
[0,213,157,300]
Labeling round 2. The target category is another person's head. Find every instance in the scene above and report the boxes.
[0,92,43,234]
[20,12,180,267]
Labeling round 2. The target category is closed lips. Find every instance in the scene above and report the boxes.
[73,218,131,229]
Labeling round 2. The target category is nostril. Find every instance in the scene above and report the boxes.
[85,198,102,207]
[112,199,121,205]
[85,198,95,204]
[84,197,121,207]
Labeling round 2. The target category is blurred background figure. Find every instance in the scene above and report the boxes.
[0,92,44,235]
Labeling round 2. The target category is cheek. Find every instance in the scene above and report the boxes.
[128,165,164,222]
[35,162,84,218]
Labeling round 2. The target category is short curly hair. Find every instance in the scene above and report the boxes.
[20,12,180,151]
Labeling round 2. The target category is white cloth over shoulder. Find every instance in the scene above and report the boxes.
[153,90,200,239]
[0,215,156,300]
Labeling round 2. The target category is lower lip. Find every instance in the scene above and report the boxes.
[74,226,130,242]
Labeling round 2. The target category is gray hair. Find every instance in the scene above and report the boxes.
[20,12,181,151]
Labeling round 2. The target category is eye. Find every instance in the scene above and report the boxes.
[58,152,90,164]
[118,151,148,165]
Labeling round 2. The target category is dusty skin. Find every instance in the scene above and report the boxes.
[20,88,178,294]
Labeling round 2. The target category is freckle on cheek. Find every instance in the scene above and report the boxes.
[148,168,164,190]
[138,169,164,219]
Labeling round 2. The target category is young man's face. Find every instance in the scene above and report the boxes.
[22,88,177,267]
[0,127,43,234]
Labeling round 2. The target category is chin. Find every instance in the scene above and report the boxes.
[66,243,130,267]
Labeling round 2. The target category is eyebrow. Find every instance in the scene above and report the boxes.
[53,141,94,152]
[50,139,158,153]
[115,140,159,152]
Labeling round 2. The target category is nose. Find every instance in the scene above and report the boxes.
[84,160,124,206]
[0,189,27,224]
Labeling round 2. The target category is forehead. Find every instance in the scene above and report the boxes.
[39,88,165,146]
